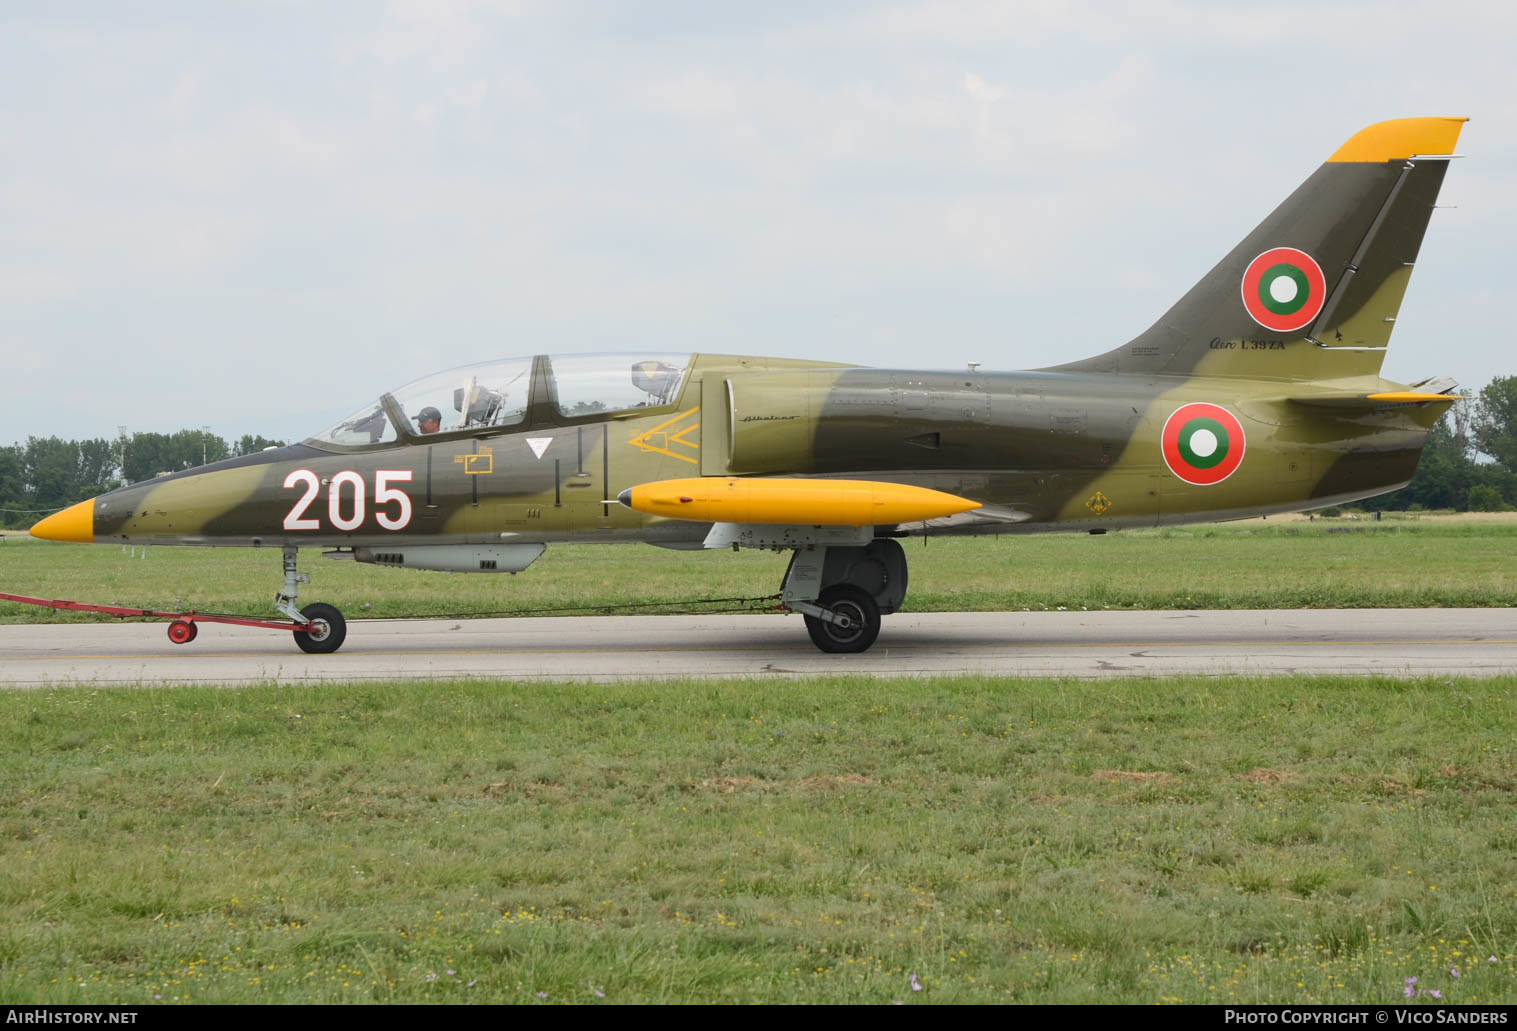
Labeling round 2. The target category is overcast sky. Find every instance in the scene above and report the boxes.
[3,1,1512,447]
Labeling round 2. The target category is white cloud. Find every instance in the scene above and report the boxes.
[361,0,538,65]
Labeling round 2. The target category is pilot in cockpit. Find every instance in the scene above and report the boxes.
[415,407,442,435]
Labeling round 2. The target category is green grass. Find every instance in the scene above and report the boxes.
[5,514,1517,623]
[1,675,1515,1004]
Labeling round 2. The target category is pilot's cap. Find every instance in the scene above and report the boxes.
[417,406,442,422]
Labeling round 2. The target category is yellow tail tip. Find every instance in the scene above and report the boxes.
[1328,117,1467,163]
[29,499,96,543]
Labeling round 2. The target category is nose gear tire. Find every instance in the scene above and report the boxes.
[294,602,347,654]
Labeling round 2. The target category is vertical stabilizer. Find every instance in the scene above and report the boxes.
[1052,117,1465,380]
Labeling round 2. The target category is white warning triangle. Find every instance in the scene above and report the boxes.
[526,437,552,459]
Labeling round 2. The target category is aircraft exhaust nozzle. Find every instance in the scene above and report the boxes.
[621,477,980,526]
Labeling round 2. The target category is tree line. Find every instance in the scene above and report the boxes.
[1375,376,1517,512]
[5,377,1517,529]
[0,431,284,529]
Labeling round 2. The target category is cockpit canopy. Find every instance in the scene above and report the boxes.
[313,353,692,448]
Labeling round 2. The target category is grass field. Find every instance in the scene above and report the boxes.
[4,516,1514,1005]
[4,512,1517,623]
[1,674,1513,1005]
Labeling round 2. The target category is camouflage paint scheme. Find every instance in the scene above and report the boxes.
[65,118,1462,546]
[30,117,1466,651]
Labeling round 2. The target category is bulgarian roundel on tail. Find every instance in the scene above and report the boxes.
[1241,247,1327,333]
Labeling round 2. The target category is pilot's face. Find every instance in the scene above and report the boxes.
[419,418,440,434]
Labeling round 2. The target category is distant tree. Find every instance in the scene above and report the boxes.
[1472,375,1517,473]
[0,428,280,524]
[76,437,120,495]
[174,429,230,470]
[1377,407,1477,510]
[123,430,230,482]
[121,433,164,484]
[234,434,286,456]
[0,446,25,528]
[1467,484,1508,512]
[23,437,81,512]
[1380,391,1517,511]
[8,436,121,516]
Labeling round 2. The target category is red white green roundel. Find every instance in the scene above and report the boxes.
[1241,247,1326,333]
[1162,403,1246,485]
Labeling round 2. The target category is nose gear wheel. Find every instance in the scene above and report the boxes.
[293,602,347,654]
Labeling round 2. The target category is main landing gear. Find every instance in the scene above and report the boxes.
[780,538,906,654]
[274,546,348,654]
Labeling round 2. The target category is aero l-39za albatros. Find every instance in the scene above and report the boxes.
[29,117,1467,655]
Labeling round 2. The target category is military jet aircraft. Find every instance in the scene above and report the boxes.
[28,116,1466,654]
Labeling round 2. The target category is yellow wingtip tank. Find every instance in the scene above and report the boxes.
[1328,116,1467,163]
[29,498,96,543]
[620,478,981,526]
[1364,391,1465,404]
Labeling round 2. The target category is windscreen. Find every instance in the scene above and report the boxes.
[549,354,690,417]
[389,357,532,434]
[311,353,688,445]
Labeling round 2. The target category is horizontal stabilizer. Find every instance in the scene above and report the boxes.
[618,478,980,527]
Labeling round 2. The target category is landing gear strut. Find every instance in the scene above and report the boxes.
[275,546,348,654]
[782,538,906,654]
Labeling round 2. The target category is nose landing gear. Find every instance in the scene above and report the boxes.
[274,546,348,654]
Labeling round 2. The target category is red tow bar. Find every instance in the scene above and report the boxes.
[0,592,315,644]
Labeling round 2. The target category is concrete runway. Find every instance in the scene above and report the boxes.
[1,608,1515,686]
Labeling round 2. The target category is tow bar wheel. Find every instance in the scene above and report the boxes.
[166,620,198,645]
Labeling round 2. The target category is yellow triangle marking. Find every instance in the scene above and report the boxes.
[628,407,701,464]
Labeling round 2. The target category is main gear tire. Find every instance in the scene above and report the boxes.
[294,603,347,654]
[804,586,881,654]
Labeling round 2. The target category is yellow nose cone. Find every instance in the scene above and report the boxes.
[30,498,96,543]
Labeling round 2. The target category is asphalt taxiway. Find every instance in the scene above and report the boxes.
[1,608,1514,686]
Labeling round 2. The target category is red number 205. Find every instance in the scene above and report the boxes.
[283,470,413,532]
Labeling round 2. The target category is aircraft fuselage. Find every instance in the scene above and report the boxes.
[81,353,1439,552]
